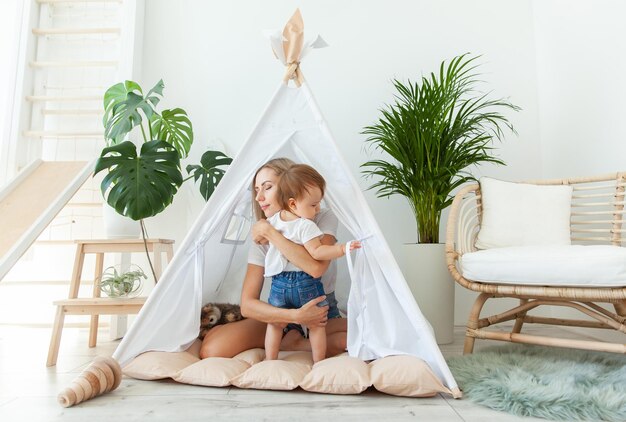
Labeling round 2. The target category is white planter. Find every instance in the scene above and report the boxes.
[402,243,454,344]
[102,203,140,239]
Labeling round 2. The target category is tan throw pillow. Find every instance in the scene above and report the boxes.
[231,360,311,391]
[173,357,250,387]
[122,351,199,380]
[369,355,452,397]
[299,355,371,394]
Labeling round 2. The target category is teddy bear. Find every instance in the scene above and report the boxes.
[198,302,244,340]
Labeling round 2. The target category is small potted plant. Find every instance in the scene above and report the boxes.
[98,265,147,298]
[361,54,519,343]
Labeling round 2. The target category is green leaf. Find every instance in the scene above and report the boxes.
[103,81,142,144]
[144,79,164,109]
[102,80,164,145]
[94,140,183,220]
[361,54,520,243]
[103,81,142,122]
[150,108,193,158]
[186,150,232,201]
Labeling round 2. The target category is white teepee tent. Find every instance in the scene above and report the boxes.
[113,10,459,394]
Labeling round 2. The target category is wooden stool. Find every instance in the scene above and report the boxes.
[46,238,174,367]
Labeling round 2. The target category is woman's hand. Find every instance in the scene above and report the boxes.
[240,265,329,327]
[296,296,329,327]
[251,220,274,245]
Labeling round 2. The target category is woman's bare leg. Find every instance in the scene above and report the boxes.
[264,323,284,360]
[281,317,347,356]
[280,329,309,351]
[326,318,347,356]
[200,317,347,360]
[199,318,266,359]
[326,317,347,335]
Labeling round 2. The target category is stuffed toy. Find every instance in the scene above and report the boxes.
[198,303,244,340]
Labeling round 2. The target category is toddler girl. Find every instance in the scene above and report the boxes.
[264,164,360,362]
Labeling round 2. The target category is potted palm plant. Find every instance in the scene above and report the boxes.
[361,54,519,343]
[94,80,232,280]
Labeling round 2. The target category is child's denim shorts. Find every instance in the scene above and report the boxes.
[269,271,329,309]
[269,271,342,338]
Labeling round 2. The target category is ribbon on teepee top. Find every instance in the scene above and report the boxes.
[264,9,328,86]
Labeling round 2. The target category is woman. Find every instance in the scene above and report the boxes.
[199,158,348,359]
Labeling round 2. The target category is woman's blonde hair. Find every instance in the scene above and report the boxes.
[251,157,296,220]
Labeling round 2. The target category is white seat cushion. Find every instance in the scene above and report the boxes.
[460,245,626,287]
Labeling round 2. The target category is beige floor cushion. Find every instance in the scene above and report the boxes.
[174,357,251,387]
[300,354,371,394]
[123,350,200,380]
[122,341,452,398]
[370,355,452,397]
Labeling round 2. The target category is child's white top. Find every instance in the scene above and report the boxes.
[262,212,324,277]
[248,208,338,292]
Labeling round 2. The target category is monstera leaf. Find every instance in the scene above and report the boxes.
[186,150,233,201]
[150,108,193,159]
[103,80,164,145]
[94,140,183,220]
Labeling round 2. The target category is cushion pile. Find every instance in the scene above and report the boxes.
[123,340,452,397]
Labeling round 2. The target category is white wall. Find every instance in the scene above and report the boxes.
[138,1,623,326]
[532,0,626,178]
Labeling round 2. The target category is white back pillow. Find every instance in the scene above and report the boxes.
[475,177,573,249]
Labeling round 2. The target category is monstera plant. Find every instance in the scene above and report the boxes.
[94,80,232,278]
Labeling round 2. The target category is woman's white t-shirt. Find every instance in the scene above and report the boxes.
[248,208,338,293]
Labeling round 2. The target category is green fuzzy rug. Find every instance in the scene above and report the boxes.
[446,344,626,421]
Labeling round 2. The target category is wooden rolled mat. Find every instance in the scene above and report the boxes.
[94,356,122,391]
[58,356,123,408]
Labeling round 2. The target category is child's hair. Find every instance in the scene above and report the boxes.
[251,157,296,221]
[277,164,326,211]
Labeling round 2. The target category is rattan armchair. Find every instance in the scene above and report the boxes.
[446,172,626,354]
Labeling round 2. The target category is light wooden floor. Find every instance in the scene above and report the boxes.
[0,324,609,421]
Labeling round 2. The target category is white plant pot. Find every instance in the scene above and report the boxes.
[402,243,454,344]
[102,203,140,239]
